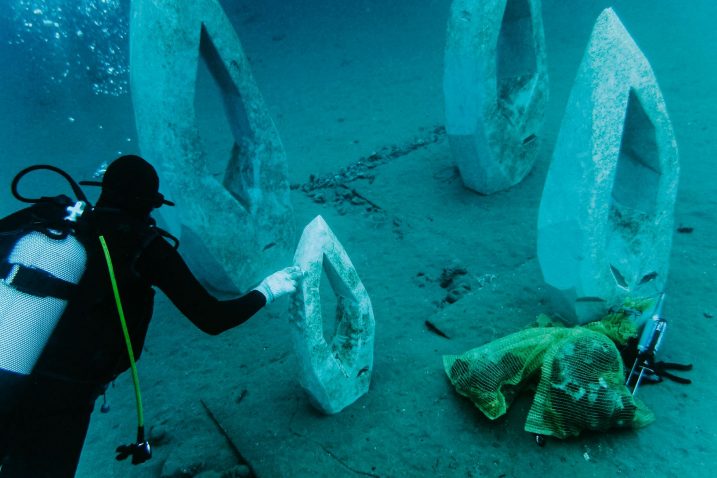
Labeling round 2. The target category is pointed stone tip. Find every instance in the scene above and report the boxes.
[596,7,626,34]
[304,214,327,231]
[601,6,617,17]
[310,214,326,225]
[295,214,333,263]
[589,6,639,55]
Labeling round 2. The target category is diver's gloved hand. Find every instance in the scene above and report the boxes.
[254,266,303,304]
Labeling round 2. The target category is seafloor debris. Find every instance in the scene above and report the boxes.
[300,125,446,213]
[425,319,450,339]
[440,265,472,305]
[297,126,446,241]
[415,263,496,307]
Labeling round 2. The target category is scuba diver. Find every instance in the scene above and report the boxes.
[0,155,302,477]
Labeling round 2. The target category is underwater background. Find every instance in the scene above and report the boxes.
[1,0,715,476]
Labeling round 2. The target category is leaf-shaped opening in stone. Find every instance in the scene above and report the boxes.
[197,24,254,211]
[607,89,662,287]
[496,0,537,111]
[321,251,364,365]
[319,257,339,346]
[613,88,660,216]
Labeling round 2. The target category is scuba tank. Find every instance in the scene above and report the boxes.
[0,165,90,411]
[0,229,87,374]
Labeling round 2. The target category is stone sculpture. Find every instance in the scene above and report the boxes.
[130,0,293,294]
[290,216,375,414]
[444,0,548,194]
[538,8,679,323]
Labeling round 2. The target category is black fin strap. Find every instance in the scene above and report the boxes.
[653,361,693,385]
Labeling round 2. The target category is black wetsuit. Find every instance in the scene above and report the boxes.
[0,200,266,477]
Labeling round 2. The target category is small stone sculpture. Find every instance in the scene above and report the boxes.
[538,8,679,323]
[290,216,375,414]
[444,0,548,194]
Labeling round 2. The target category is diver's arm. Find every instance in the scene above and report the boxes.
[136,236,267,335]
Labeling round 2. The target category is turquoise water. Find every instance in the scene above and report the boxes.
[1,1,715,476]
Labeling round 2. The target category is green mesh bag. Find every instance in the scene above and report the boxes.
[443,307,655,437]
[443,327,573,419]
[525,328,654,438]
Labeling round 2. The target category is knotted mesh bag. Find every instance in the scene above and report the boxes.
[443,327,573,419]
[525,328,654,438]
[444,307,655,437]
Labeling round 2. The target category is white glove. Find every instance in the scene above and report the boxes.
[254,266,303,304]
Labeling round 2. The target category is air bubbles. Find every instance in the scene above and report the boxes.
[11,0,129,96]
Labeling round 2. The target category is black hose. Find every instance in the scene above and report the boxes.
[11,164,90,205]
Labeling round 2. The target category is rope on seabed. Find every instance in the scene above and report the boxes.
[200,398,258,478]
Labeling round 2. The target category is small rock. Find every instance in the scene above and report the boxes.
[148,425,171,447]
[439,265,468,288]
[220,465,252,478]
[195,471,222,478]
[445,287,469,304]
[311,192,326,204]
[161,460,204,478]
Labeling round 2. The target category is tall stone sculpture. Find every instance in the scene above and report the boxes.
[130,0,293,294]
[538,8,679,324]
[290,216,375,414]
[444,0,548,194]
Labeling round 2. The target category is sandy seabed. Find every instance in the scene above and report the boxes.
[1,1,715,477]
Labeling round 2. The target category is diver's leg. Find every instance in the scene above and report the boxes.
[0,403,92,478]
